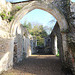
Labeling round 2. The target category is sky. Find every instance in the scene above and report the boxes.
[6,0,75,2]
[6,0,75,34]
[6,0,57,35]
[71,0,75,2]
[6,0,57,34]
[20,9,56,34]
[6,0,28,2]
[20,9,56,27]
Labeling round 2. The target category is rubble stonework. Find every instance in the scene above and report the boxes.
[0,0,75,74]
[13,24,32,63]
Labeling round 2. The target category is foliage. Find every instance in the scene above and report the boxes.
[16,6,22,10]
[31,25,47,46]
[8,16,14,22]
[0,10,14,22]
[56,53,59,57]
[23,21,32,31]
[23,22,47,46]
[56,49,59,57]
[37,36,44,46]
[0,10,8,20]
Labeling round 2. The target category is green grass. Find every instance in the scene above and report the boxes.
[56,49,59,57]
[56,53,59,57]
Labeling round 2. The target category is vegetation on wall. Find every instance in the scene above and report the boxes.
[8,16,14,22]
[0,10,14,22]
[16,6,22,11]
[0,10,8,20]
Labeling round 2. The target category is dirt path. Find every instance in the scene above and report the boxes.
[1,55,65,75]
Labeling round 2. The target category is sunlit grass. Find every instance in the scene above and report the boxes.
[56,53,59,57]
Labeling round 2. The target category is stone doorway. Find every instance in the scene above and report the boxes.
[10,0,68,71]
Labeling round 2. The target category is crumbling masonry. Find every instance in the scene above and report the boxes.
[0,0,75,74]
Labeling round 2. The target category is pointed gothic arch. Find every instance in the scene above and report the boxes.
[10,1,68,36]
[10,1,68,62]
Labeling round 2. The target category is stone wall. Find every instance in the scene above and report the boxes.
[44,36,51,47]
[11,0,75,42]
[24,37,31,57]
[0,0,32,71]
[0,0,75,74]
[0,23,14,74]
[69,1,75,73]
[50,22,75,73]
[0,0,13,73]
[13,24,32,63]
[0,0,12,13]
[50,22,64,62]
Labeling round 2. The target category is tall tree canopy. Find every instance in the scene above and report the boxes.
[23,22,48,46]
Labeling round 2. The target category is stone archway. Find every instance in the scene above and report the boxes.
[10,1,68,36]
[10,1,68,63]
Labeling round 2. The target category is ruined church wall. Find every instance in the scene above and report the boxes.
[24,37,31,57]
[0,0,14,73]
[50,22,75,73]
[50,22,64,62]
[0,0,75,74]
[13,24,32,63]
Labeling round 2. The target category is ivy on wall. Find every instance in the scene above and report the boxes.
[0,10,14,22]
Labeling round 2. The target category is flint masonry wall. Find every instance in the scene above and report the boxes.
[11,0,74,43]
[13,24,32,63]
[0,0,75,74]
[50,22,64,62]
[0,0,14,73]
[50,22,75,73]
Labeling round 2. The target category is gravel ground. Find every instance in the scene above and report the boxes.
[1,55,67,75]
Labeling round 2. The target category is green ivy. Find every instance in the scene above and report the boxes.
[8,12,10,15]
[16,6,22,10]
[8,16,14,22]
[0,10,11,20]
[0,12,7,20]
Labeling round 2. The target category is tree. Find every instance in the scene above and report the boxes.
[23,22,48,46]
[43,26,53,35]
[23,21,32,31]
[30,25,47,46]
